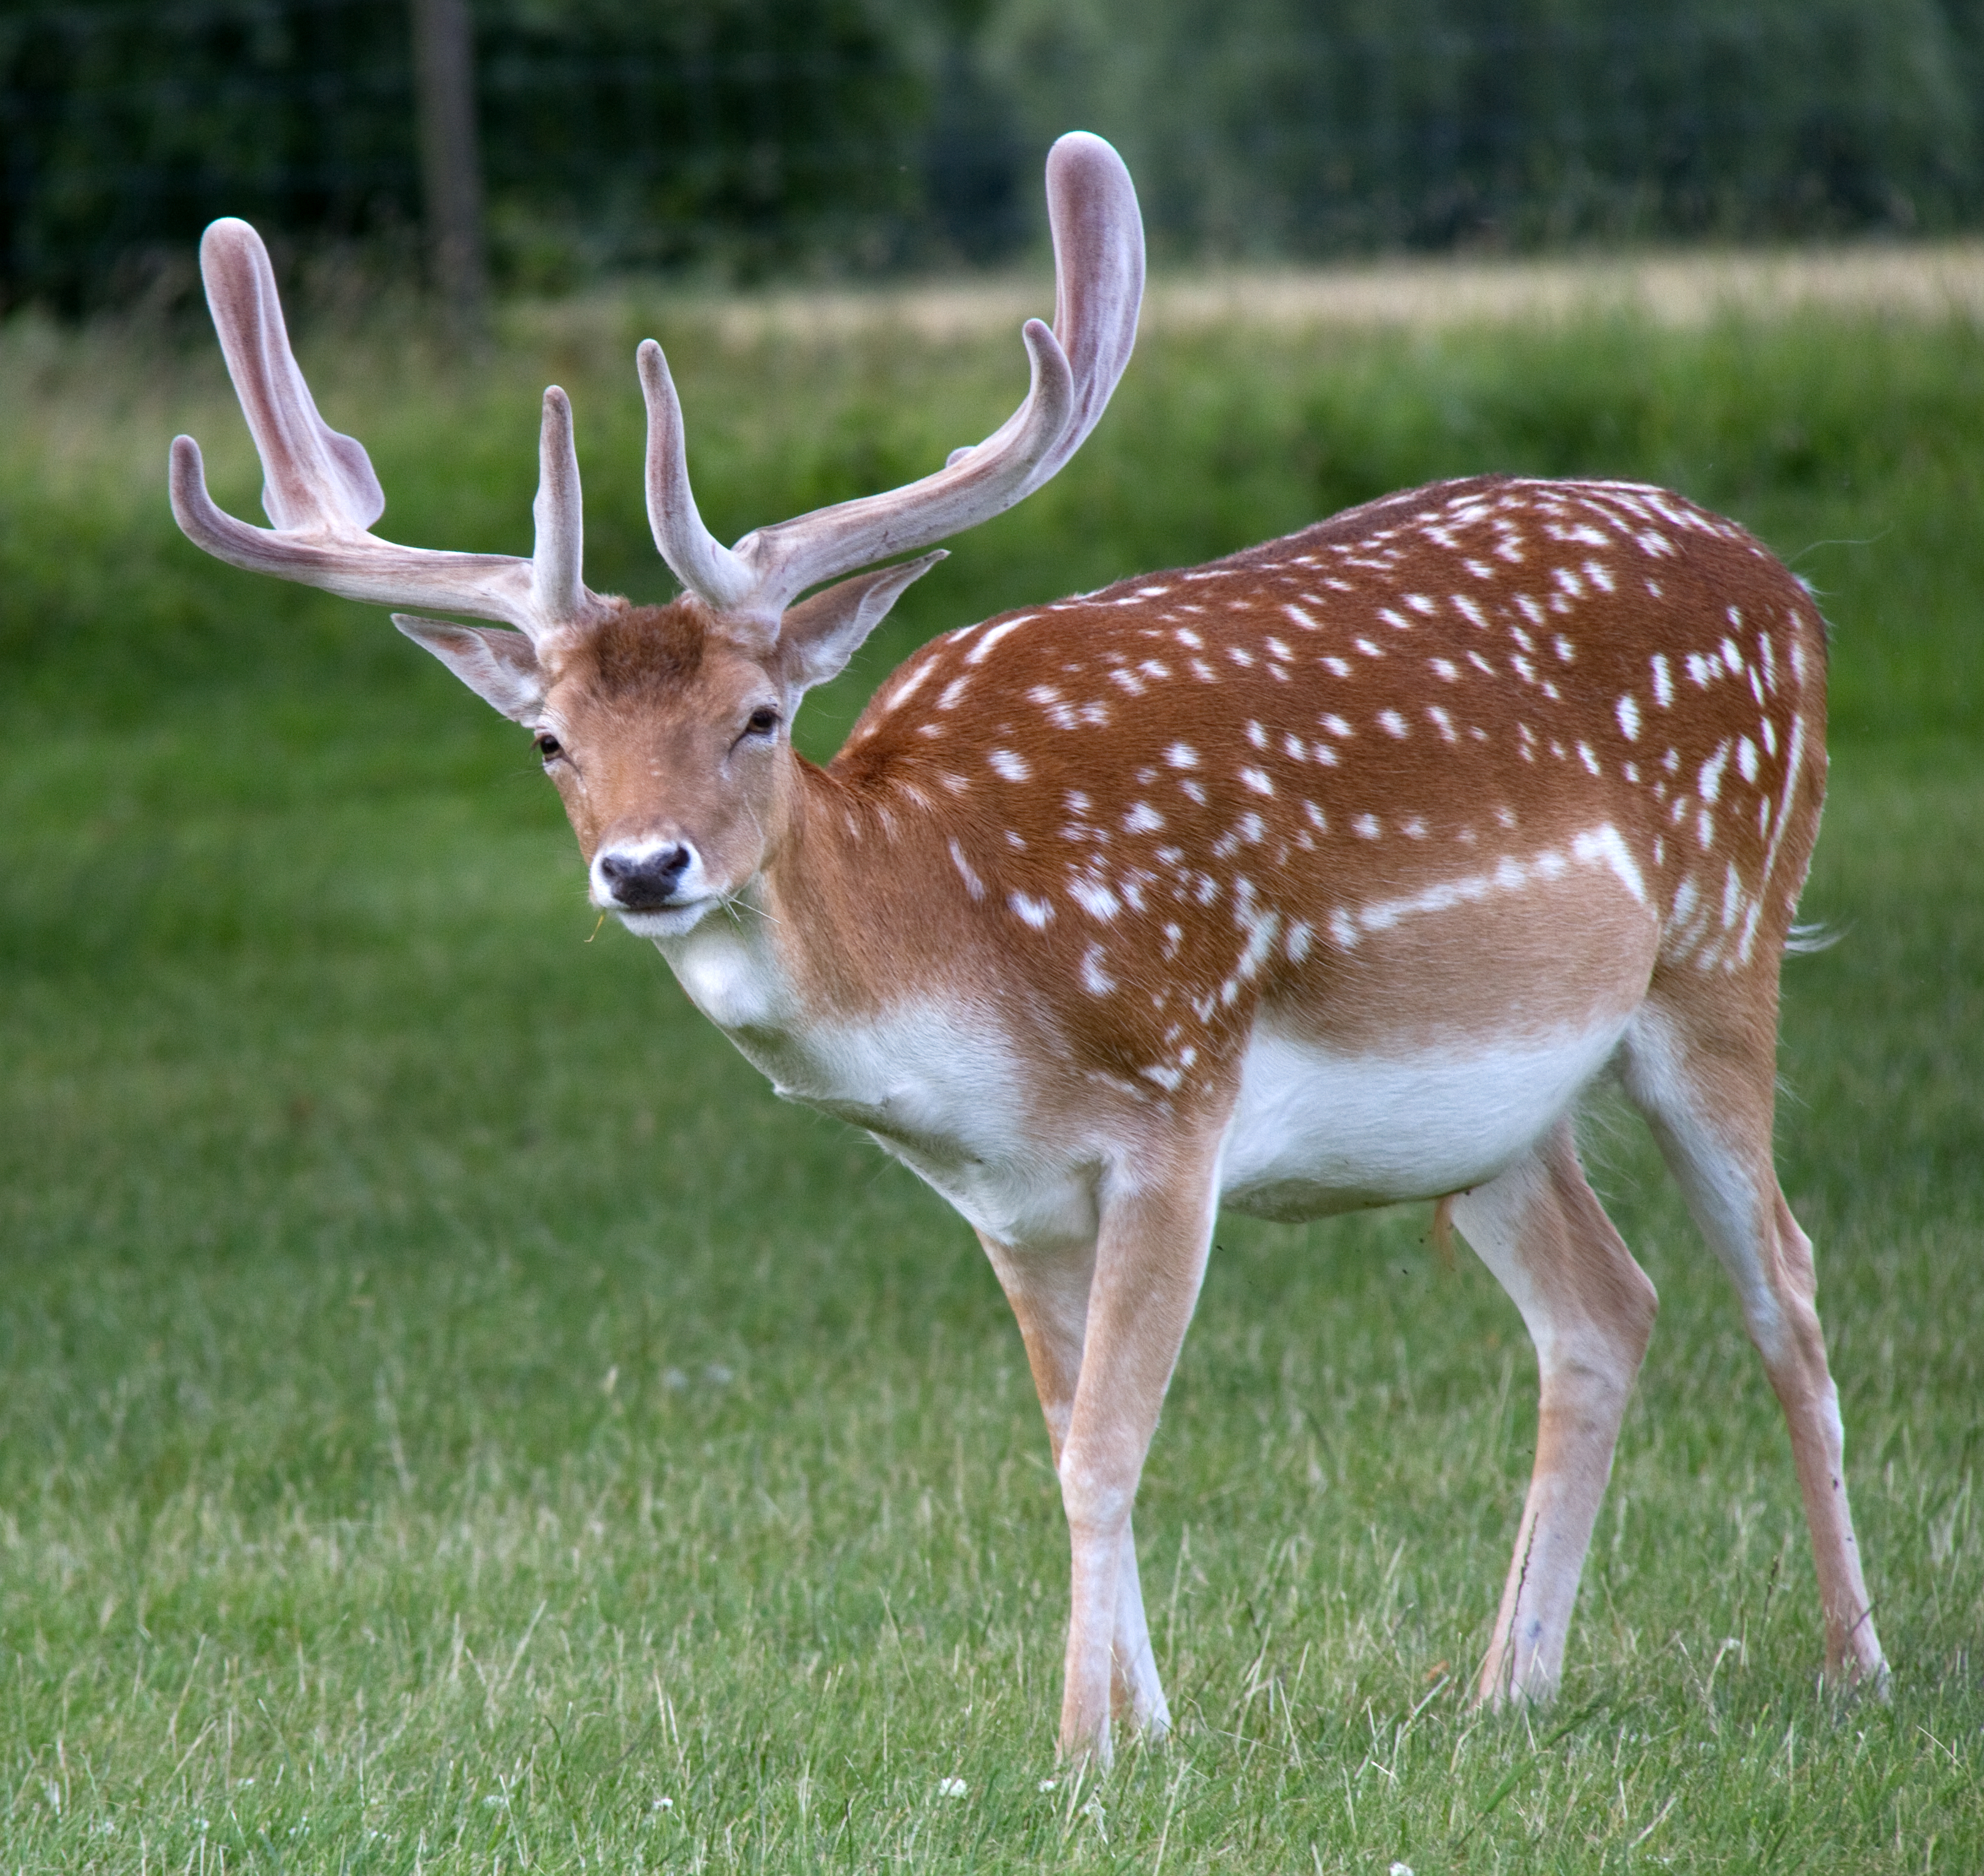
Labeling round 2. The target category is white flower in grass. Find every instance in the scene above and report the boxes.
[651,1797,674,1812]
[1037,1779,1058,1793]
[936,1778,968,1798]
[1391,1863,1415,1875]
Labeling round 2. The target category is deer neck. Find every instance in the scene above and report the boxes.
[651,750,960,1076]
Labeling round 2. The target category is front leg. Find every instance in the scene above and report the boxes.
[977,1231,1170,1739]
[985,1134,1221,1766]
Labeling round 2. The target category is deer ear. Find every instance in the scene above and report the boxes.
[776,551,946,692]
[394,615,546,722]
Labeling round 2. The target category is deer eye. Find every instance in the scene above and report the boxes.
[534,732,563,761]
[746,706,780,736]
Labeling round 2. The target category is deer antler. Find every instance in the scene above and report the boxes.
[169,219,607,643]
[640,131,1145,622]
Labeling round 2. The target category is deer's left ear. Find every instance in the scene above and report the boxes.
[776,551,947,693]
[394,615,546,722]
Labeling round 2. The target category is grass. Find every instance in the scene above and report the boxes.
[1,289,1980,1870]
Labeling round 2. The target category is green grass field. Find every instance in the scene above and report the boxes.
[2,291,1980,1870]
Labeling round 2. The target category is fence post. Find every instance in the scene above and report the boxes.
[410,0,487,330]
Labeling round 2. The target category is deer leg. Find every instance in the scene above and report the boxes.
[976,1232,1170,1739]
[1624,998,1888,1691]
[982,1155,1217,1766]
[1451,1118,1659,1707]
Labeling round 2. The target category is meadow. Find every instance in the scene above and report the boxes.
[1,277,1980,1870]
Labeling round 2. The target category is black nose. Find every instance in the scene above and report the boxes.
[598,845,691,909]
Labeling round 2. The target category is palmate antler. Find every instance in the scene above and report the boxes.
[640,132,1143,620]
[170,133,1143,636]
[170,220,608,644]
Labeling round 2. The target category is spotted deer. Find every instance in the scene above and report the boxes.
[171,132,1887,1764]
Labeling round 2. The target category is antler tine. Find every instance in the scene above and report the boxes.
[638,131,1142,620]
[737,316,1075,611]
[171,218,600,641]
[530,386,592,629]
[936,132,1143,497]
[637,338,760,615]
[199,218,386,536]
[1024,129,1145,493]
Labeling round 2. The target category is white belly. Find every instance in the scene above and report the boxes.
[663,915,1622,1245]
[1218,1020,1627,1218]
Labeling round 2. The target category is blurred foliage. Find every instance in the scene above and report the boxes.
[5,0,1984,313]
[992,0,1981,254]
[0,0,934,311]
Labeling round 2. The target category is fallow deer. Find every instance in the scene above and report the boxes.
[170,132,1887,1765]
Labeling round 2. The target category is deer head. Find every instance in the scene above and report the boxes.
[170,133,1143,937]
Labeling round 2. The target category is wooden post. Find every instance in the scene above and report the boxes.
[410,0,487,330]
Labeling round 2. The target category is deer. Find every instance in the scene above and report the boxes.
[170,132,1888,1766]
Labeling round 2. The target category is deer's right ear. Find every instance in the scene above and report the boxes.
[394,615,546,722]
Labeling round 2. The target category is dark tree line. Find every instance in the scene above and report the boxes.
[4,0,1982,314]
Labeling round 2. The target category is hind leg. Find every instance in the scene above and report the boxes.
[1451,1118,1660,1706]
[1623,993,1887,1690]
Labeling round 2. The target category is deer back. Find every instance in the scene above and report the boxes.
[800,475,1825,1103]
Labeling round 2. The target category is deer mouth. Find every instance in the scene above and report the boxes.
[610,897,720,940]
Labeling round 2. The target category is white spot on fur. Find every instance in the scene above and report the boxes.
[879,662,936,715]
[948,839,985,901]
[1570,824,1649,904]
[1080,944,1116,995]
[1698,742,1730,804]
[1070,878,1121,922]
[966,617,1033,665]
